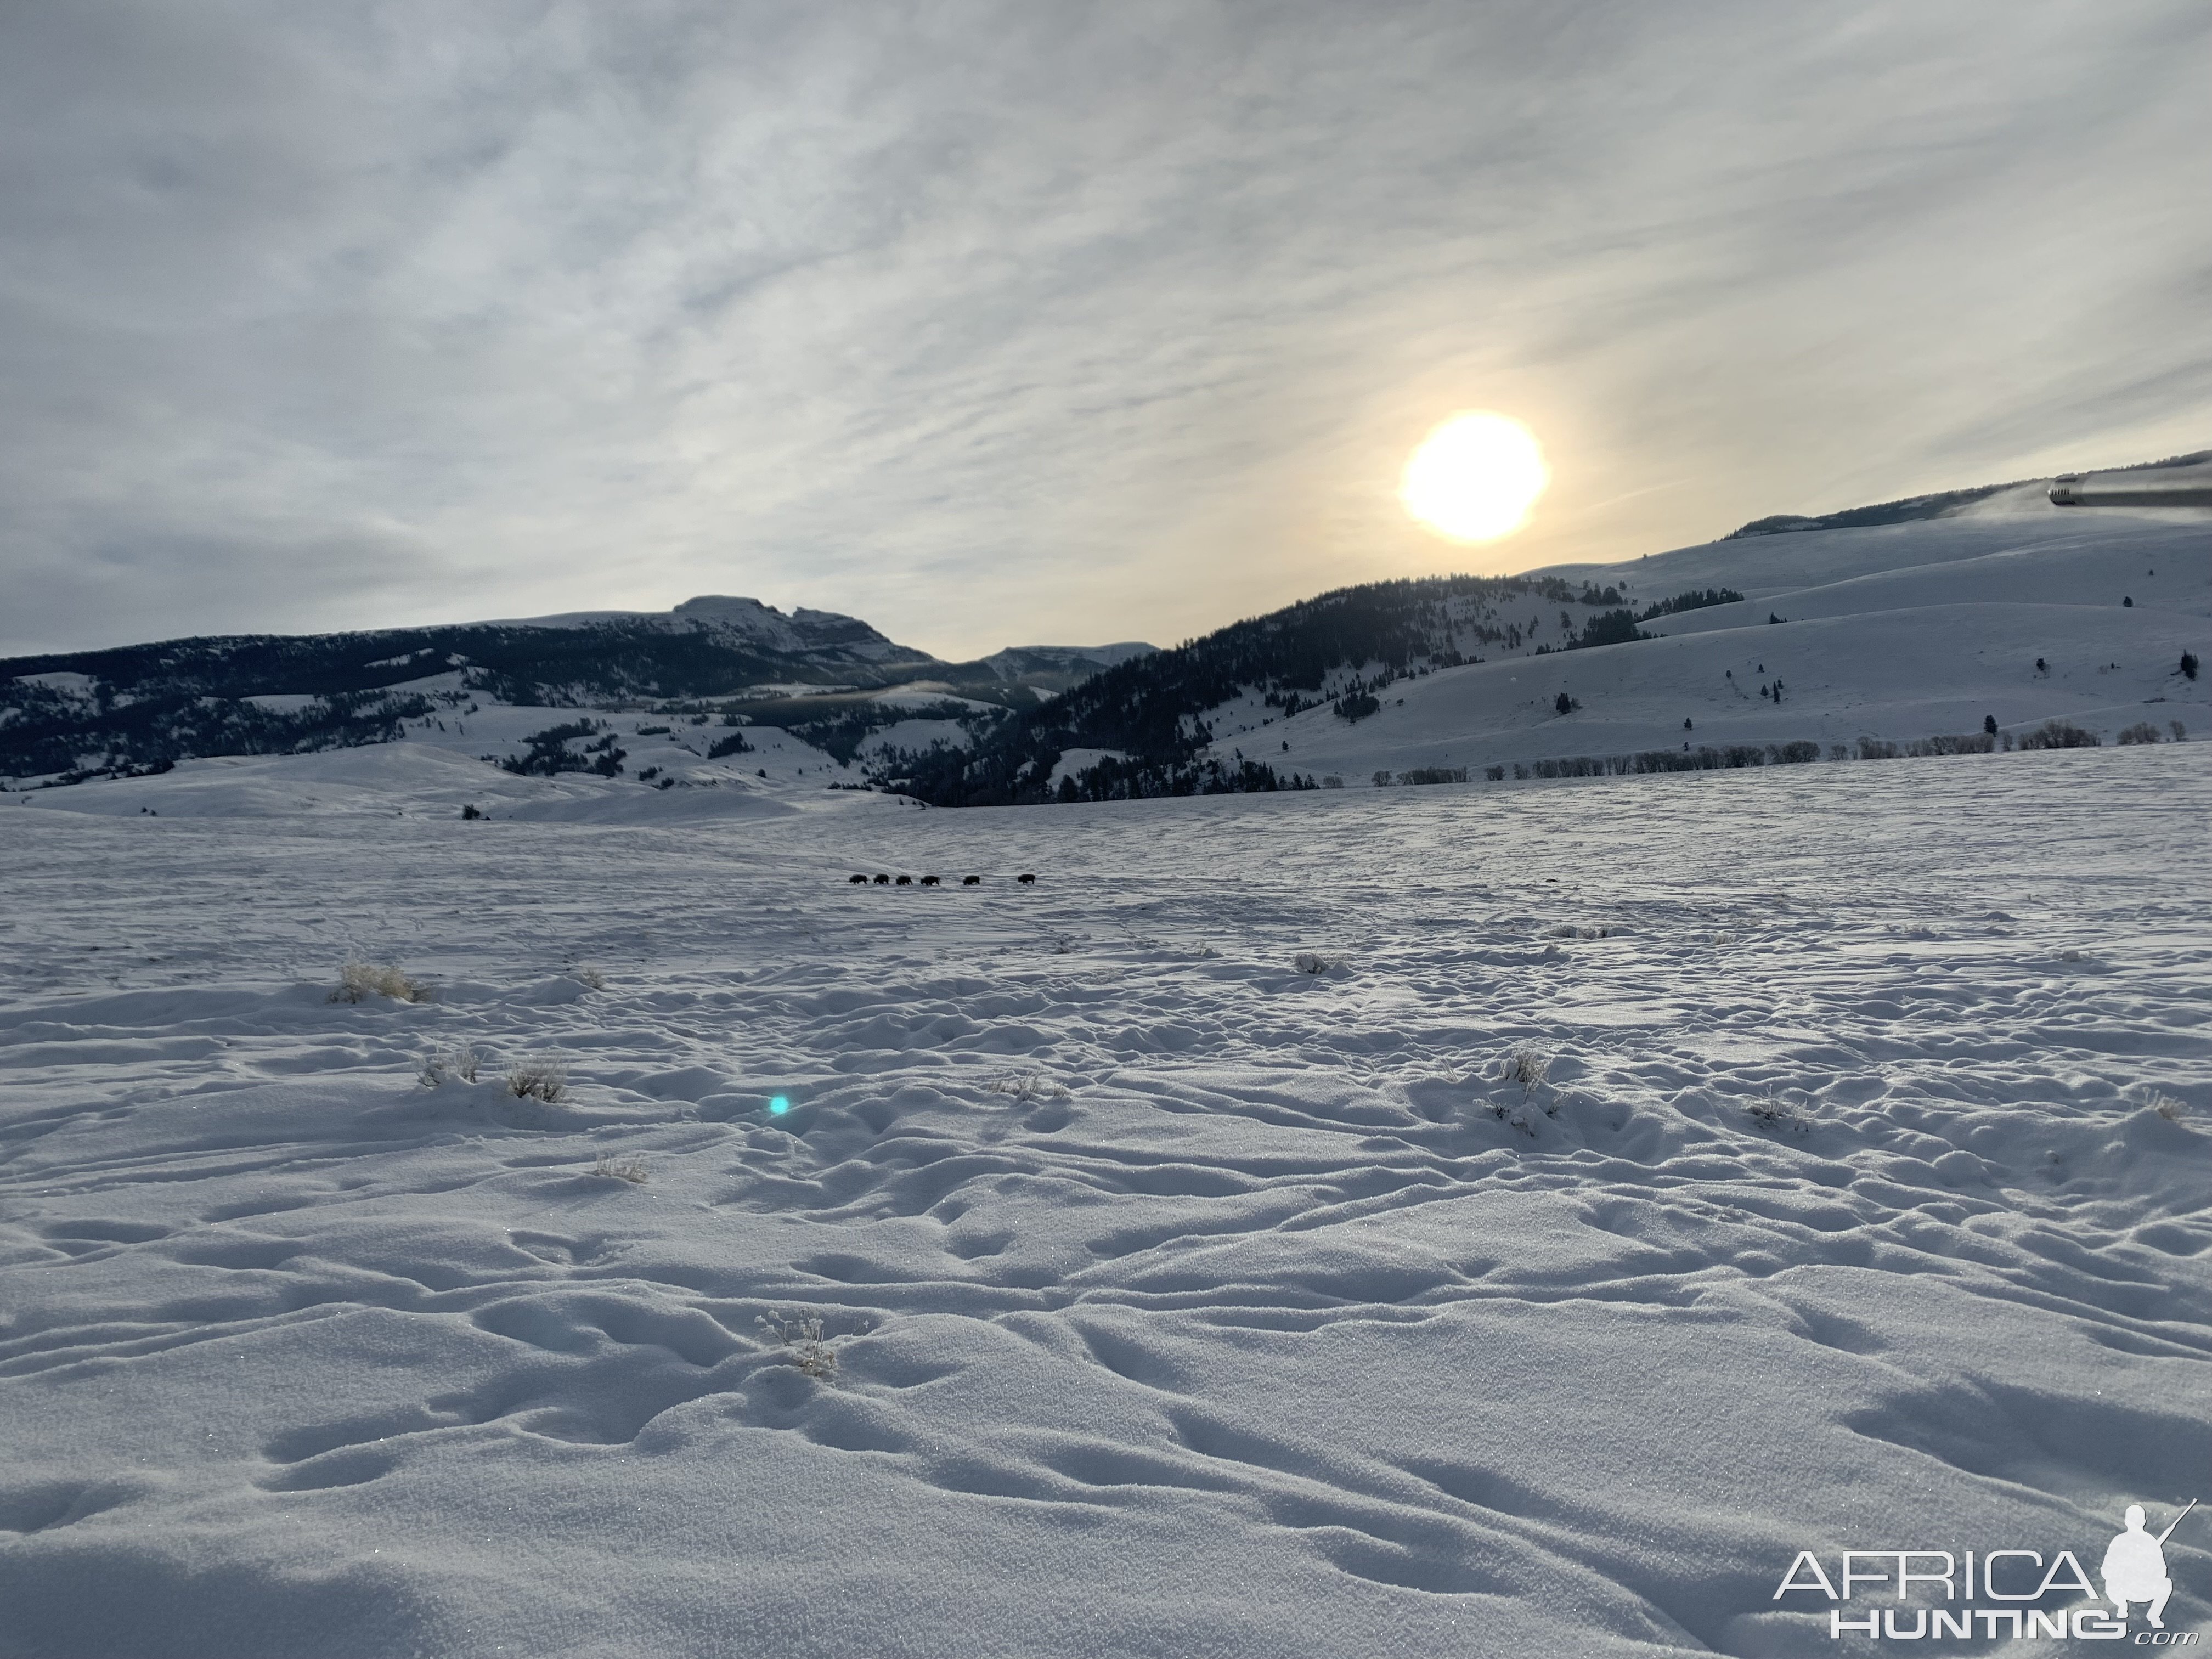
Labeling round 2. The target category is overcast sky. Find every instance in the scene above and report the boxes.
[3,2,2209,661]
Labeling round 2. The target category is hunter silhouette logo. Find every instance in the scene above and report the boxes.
[2107,1502,2193,1630]
[1774,1499,2198,1642]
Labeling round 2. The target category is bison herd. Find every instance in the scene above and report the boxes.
[847,873,1037,887]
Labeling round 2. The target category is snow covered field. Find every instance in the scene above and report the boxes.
[3,742,2208,1657]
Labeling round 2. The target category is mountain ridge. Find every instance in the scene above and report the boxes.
[9,452,2208,797]
[0,597,1153,784]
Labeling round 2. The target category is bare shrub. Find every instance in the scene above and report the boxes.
[416,1043,481,1086]
[2149,1092,2190,1123]
[332,962,431,1004]
[1293,950,1336,974]
[757,1311,842,1380]
[573,966,608,991]
[2017,719,2100,751]
[1545,923,1622,940]
[1505,1048,1549,1091]
[2170,720,2187,742]
[590,1150,648,1183]
[985,1069,1070,1102]
[1489,1052,1556,1133]
[2117,722,2163,746]
[507,1058,567,1103]
[1747,1091,1812,1134]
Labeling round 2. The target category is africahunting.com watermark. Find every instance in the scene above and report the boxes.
[1775,1501,2197,1643]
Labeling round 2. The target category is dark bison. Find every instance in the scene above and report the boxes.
[873,874,891,885]
[1017,873,1037,885]
[920,875,941,887]
[848,874,868,884]
[962,875,981,885]
[895,875,913,885]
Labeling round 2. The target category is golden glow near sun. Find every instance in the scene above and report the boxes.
[1400,411,1550,542]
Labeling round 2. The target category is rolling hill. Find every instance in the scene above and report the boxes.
[890,475,2210,805]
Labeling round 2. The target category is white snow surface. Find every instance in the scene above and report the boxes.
[3,742,2209,1657]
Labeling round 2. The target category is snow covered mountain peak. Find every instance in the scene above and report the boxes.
[669,594,789,633]
[663,595,906,660]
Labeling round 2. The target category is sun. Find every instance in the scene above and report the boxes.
[1401,412,1550,542]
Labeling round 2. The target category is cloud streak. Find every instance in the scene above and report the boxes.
[2,1,2208,658]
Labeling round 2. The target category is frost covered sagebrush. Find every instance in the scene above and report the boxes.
[1505,1048,1550,1091]
[986,1069,1070,1102]
[416,1043,481,1086]
[757,1312,847,1380]
[1491,1048,1558,1134]
[331,962,430,1004]
[590,1150,648,1183]
[506,1058,567,1103]
[1293,950,1337,974]
[2149,1092,2191,1124]
[1747,1091,1813,1135]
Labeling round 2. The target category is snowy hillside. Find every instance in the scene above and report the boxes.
[984,488,2208,803]
[2,742,2206,1657]
[9,697,942,825]
[1269,499,2210,785]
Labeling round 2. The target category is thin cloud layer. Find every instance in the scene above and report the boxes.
[2,1,2208,658]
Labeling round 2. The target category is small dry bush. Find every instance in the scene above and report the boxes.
[757,1312,841,1380]
[986,1069,1070,1102]
[507,1058,567,1103]
[1545,923,1623,940]
[332,962,431,1004]
[2117,722,2163,746]
[416,1043,481,1086]
[572,966,608,991]
[590,1150,648,1183]
[1293,951,1336,974]
[1488,1048,1559,1133]
[2149,1092,2190,1123]
[1747,1091,1812,1135]
[1505,1048,1550,1091]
